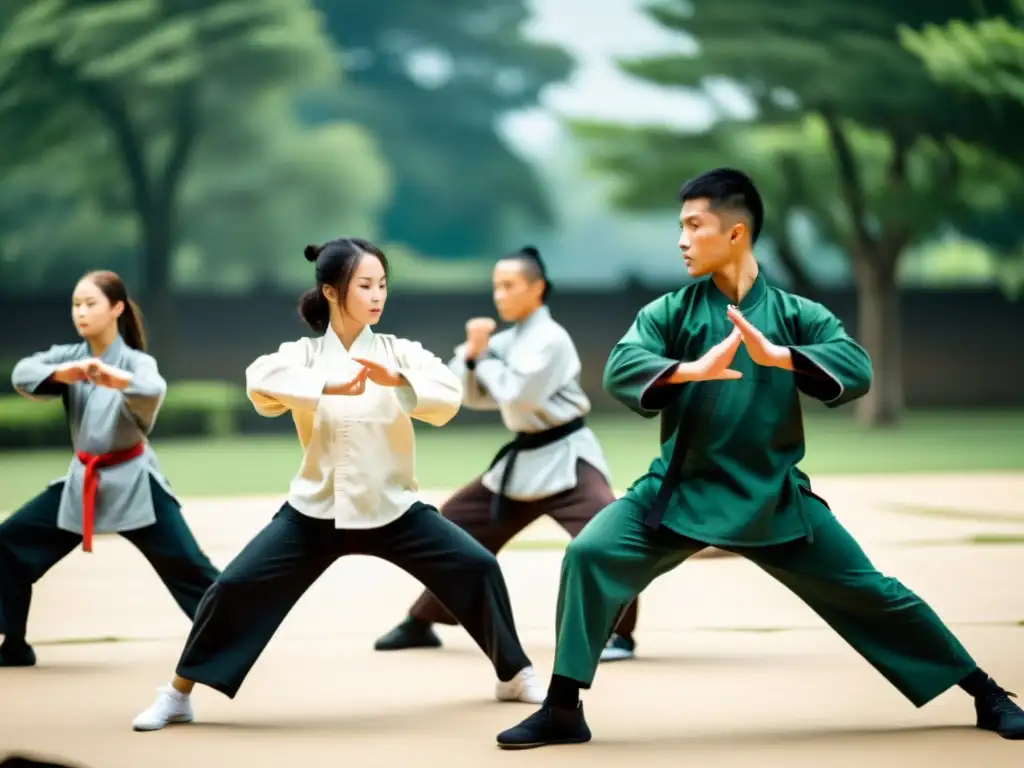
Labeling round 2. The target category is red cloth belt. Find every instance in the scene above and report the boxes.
[74,442,145,552]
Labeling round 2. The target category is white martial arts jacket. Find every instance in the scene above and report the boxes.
[245,325,462,529]
[450,305,612,500]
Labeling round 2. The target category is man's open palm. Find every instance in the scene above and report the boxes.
[696,328,743,380]
[661,328,743,384]
[727,306,784,367]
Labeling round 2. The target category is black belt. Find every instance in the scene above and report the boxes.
[488,416,586,520]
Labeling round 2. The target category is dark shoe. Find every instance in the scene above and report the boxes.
[0,640,36,667]
[976,687,1024,739]
[599,633,636,663]
[496,703,591,750]
[373,618,442,651]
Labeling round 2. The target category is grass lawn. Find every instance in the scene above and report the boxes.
[0,410,1022,511]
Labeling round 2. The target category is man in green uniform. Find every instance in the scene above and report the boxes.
[496,168,1024,749]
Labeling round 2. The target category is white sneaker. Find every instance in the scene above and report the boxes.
[132,684,194,731]
[495,665,546,704]
[599,634,637,663]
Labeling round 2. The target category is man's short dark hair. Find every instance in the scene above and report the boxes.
[678,168,764,243]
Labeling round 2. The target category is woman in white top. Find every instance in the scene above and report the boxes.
[131,237,544,731]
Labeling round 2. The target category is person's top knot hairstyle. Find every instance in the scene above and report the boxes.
[678,167,765,244]
[499,244,552,302]
[303,244,322,262]
[297,237,390,334]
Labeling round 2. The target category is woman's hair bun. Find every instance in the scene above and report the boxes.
[303,244,321,262]
[520,245,539,257]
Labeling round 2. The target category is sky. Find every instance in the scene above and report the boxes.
[491,0,714,285]
[489,0,800,287]
[503,0,716,156]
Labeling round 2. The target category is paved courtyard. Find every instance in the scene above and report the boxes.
[2,473,1022,767]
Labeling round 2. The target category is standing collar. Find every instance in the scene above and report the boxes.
[706,268,767,310]
[98,334,125,363]
[323,323,375,358]
[516,304,551,333]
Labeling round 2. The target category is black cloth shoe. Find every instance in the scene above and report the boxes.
[373,618,442,651]
[0,640,36,668]
[496,703,591,750]
[976,686,1024,739]
[2,756,81,767]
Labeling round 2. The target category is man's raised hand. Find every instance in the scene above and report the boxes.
[726,306,791,369]
[658,328,743,385]
[465,317,496,360]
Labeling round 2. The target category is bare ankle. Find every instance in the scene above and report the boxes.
[171,676,194,695]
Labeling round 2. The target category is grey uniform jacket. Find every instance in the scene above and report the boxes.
[449,306,612,501]
[11,335,176,535]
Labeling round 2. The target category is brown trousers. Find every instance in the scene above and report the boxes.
[409,461,639,640]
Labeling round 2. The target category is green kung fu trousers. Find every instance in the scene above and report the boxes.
[553,494,977,707]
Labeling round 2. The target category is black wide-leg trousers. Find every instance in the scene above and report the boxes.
[175,502,532,698]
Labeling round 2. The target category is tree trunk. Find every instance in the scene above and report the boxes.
[819,110,911,427]
[140,207,176,365]
[774,157,819,300]
[47,56,198,374]
[142,94,198,370]
[852,257,903,426]
[131,97,198,370]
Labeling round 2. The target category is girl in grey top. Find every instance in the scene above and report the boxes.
[0,271,220,668]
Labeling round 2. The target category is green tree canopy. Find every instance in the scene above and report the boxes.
[0,133,137,291]
[0,0,354,358]
[313,0,575,259]
[0,95,393,299]
[900,3,1024,281]
[900,1,1024,103]
[570,0,1024,425]
[175,93,390,292]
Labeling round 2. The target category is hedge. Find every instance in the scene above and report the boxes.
[0,380,254,449]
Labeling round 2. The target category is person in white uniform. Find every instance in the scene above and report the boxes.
[131,237,544,731]
[374,247,640,662]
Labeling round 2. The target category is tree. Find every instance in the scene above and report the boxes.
[175,92,391,292]
[0,98,393,298]
[571,118,838,298]
[0,0,341,359]
[312,0,575,259]
[570,0,1024,425]
[900,3,1024,291]
[900,2,1024,103]
[0,137,137,293]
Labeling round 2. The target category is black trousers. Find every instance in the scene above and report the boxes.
[175,502,533,698]
[0,479,220,643]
